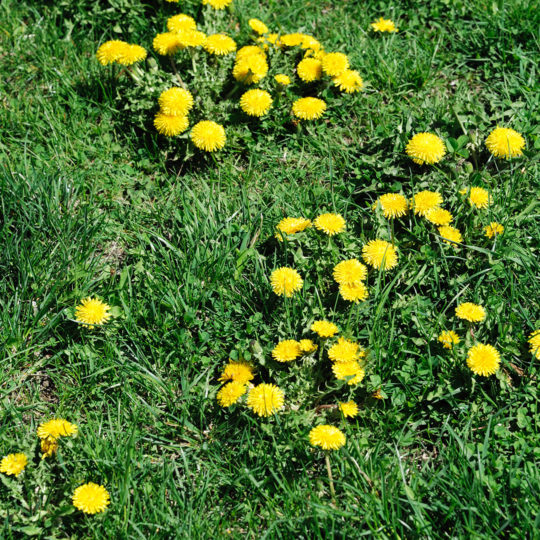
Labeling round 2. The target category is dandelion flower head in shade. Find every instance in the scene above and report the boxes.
[299,339,317,354]
[204,34,237,55]
[117,44,147,66]
[96,40,128,65]
[292,97,327,120]
[333,69,363,93]
[74,297,112,328]
[272,340,302,362]
[247,383,285,417]
[455,302,486,323]
[333,259,368,285]
[191,121,226,152]
[233,54,268,84]
[72,483,111,514]
[321,52,349,77]
[153,32,183,55]
[158,87,194,116]
[297,58,322,82]
[0,453,27,476]
[249,18,269,34]
[425,208,453,226]
[411,190,443,217]
[438,330,460,349]
[40,439,58,459]
[218,361,254,384]
[202,0,233,9]
[362,239,398,271]
[275,74,291,85]
[167,14,197,33]
[154,112,189,137]
[332,360,365,385]
[37,419,78,441]
[339,401,358,418]
[438,226,463,246]
[313,213,345,235]
[310,320,339,338]
[466,343,501,377]
[461,186,491,209]
[372,389,384,399]
[270,267,303,297]
[485,126,525,159]
[406,133,446,165]
[339,281,368,303]
[328,337,363,363]
[528,330,540,360]
[240,89,273,117]
[309,425,346,450]
[375,193,408,219]
[371,17,398,32]
[276,217,311,237]
[485,222,504,239]
[217,381,247,407]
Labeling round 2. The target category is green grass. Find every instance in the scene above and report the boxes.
[1,0,539,537]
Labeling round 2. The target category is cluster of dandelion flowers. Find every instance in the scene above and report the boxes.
[425,208,453,226]
[276,217,311,236]
[37,418,78,441]
[292,97,327,120]
[438,330,460,349]
[313,213,345,235]
[461,186,491,209]
[72,483,111,514]
[332,360,365,385]
[411,190,443,217]
[217,381,247,407]
[240,89,273,117]
[321,52,349,77]
[528,330,540,360]
[275,74,291,86]
[74,297,112,328]
[438,226,463,246]
[466,343,501,377]
[311,320,339,338]
[272,340,302,362]
[339,401,359,418]
[485,126,525,159]
[191,121,226,152]
[333,259,367,285]
[332,70,363,93]
[299,339,317,354]
[270,267,303,297]
[247,383,284,417]
[455,302,486,323]
[218,361,254,384]
[375,193,408,219]
[204,34,237,55]
[328,337,363,363]
[96,40,147,66]
[0,453,27,477]
[297,58,322,82]
[485,222,504,239]
[362,239,398,271]
[154,113,189,137]
[406,133,446,165]
[371,17,398,32]
[309,425,346,451]
[158,88,194,116]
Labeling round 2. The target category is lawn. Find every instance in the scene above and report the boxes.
[0,0,539,537]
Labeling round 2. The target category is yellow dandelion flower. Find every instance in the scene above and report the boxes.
[96,40,128,65]
[313,213,345,235]
[309,425,346,450]
[177,30,207,48]
[461,186,491,209]
[247,383,284,417]
[310,320,339,338]
[339,282,368,303]
[438,330,460,349]
[485,222,504,239]
[233,55,269,84]
[0,453,27,476]
[239,89,273,117]
[371,17,398,32]
[438,226,463,246]
[204,33,237,55]
[166,14,197,33]
[153,32,183,55]
[328,337,363,363]
[333,259,368,285]
[332,360,365,385]
[280,33,304,47]
[37,419,78,441]
[202,0,233,9]
[362,239,398,271]
[218,361,254,384]
[236,45,266,61]
[249,18,269,34]
[455,302,486,323]
[74,297,112,328]
[158,87,194,116]
[299,339,317,354]
[411,190,443,217]
[272,340,302,362]
[375,193,408,219]
[40,439,58,459]
[117,44,147,66]
[154,112,189,137]
[466,343,501,377]
[339,401,358,418]
[217,381,247,407]
[72,483,110,514]
[406,133,446,165]
[270,267,303,297]
[321,52,349,77]
[191,120,226,152]
[292,97,327,120]
[425,208,453,226]
[485,126,525,159]
[275,74,291,85]
[528,330,540,360]
[276,217,311,237]
[297,58,322,82]
[332,69,363,93]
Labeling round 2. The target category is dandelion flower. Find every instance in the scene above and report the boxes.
[240,89,273,117]
[297,58,323,82]
[425,208,453,226]
[406,133,446,165]
[313,213,345,235]
[328,337,363,363]
[72,483,110,514]
[322,52,349,77]
[218,361,254,384]
[309,425,346,450]
[154,112,189,137]
[300,35,322,52]
[217,381,247,407]
[191,120,226,152]
[272,340,302,362]
[438,330,460,349]
[372,389,384,399]
[375,193,408,219]
[236,45,266,61]
[153,32,183,55]
[276,217,311,236]
[167,14,197,33]
[466,343,500,376]
[202,0,233,9]
[362,239,398,271]
[247,383,284,417]
[177,30,207,48]
[270,267,303,297]
[96,40,128,65]
[0,453,27,476]
[333,259,368,285]
[204,34,237,55]
[311,320,339,338]
[37,419,78,441]
[339,401,358,418]
[485,126,525,159]
[299,339,317,354]
[371,17,398,32]
[455,302,486,323]
[528,330,540,360]
[332,69,363,93]
[117,44,147,66]
[233,55,268,84]
[461,186,491,209]
[332,360,365,385]
[292,97,327,120]
[158,88,194,116]
[74,297,112,328]
[412,190,443,216]
[485,222,504,239]
[40,439,58,459]
[275,74,291,85]
[280,33,304,47]
[339,282,368,303]
[249,18,269,34]
[438,226,463,246]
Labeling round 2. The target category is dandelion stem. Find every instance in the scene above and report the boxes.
[169,57,187,89]
[325,453,336,501]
